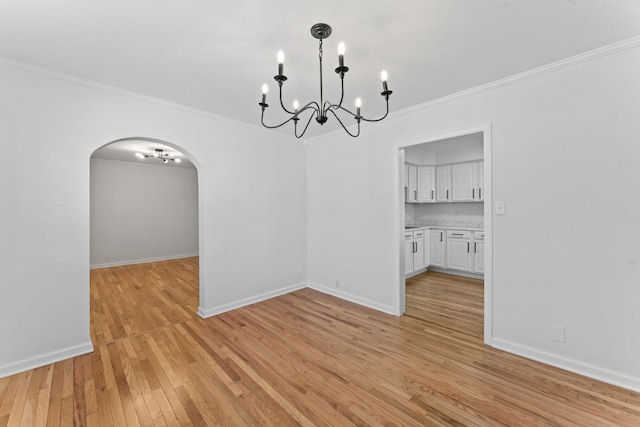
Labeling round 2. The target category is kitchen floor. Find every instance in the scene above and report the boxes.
[406,270,484,340]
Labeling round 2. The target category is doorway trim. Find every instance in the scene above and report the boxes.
[398,124,493,346]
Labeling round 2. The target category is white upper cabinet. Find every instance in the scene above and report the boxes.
[452,162,477,201]
[406,165,418,203]
[436,165,451,202]
[417,166,435,202]
[476,161,484,201]
[452,161,483,202]
[405,160,482,203]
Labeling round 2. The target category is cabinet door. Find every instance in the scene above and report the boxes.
[430,230,446,268]
[476,161,484,201]
[404,239,414,275]
[452,162,477,202]
[404,164,409,188]
[406,165,418,202]
[417,166,435,202]
[423,229,430,268]
[446,238,472,271]
[474,240,485,273]
[413,232,425,271]
[436,166,451,202]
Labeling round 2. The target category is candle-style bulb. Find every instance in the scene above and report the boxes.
[355,97,362,118]
[262,84,269,94]
[277,50,285,76]
[337,42,345,68]
[381,70,389,92]
[293,99,299,112]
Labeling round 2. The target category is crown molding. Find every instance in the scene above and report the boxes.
[0,55,291,138]
[308,35,640,144]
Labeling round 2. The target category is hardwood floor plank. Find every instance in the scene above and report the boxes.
[1,259,640,426]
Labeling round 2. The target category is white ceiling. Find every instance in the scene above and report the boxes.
[2,0,640,139]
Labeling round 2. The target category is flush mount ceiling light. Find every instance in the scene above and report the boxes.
[134,148,181,164]
[258,23,392,138]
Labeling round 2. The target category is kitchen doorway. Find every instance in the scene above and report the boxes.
[398,126,493,345]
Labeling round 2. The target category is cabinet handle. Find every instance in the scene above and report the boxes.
[474,242,477,253]
[479,188,482,199]
[472,188,475,199]
[446,189,449,200]
[431,190,434,199]
[452,233,463,236]
[440,232,443,242]
[467,242,470,252]
[414,190,417,199]
[414,242,417,253]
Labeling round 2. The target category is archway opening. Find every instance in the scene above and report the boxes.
[89,137,202,345]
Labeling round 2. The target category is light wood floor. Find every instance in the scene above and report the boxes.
[1,259,640,426]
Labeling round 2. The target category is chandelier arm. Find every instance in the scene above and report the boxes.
[260,110,299,129]
[331,97,390,123]
[261,104,318,130]
[278,84,295,115]
[336,76,345,110]
[294,111,316,139]
[326,109,360,138]
[359,98,390,122]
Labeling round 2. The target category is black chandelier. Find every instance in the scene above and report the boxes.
[258,23,392,138]
[135,149,181,164]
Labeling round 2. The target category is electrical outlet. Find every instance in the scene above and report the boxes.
[335,280,340,289]
[496,201,506,215]
[552,325,566,343]
[344,281,349,292]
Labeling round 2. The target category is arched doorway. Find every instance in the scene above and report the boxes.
[89,137,202,343]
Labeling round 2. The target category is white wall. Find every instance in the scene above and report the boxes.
[0,60,307,377]
[307,43,640,391]
[90,158,198,267]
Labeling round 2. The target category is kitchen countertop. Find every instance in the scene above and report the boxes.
[405,222,484,232]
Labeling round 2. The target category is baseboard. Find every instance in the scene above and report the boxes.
[0,341,94,379]
[425,267,484,280]
[197,282,308,318]
[90,252,199,269]
[492,338,640,393]
[307,282,399,316]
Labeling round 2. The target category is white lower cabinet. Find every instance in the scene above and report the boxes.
[473,231,485,273]
[407,227,484,277]
[405,229,428,276]
[446,230,472,272]
[404,232,414,275]
[430,229,446,268]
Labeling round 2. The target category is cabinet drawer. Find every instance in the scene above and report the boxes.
[446,230,472,239]
[473,231,485,240]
